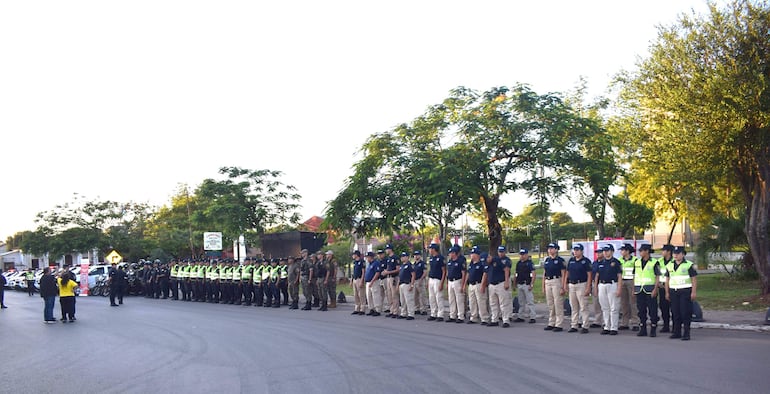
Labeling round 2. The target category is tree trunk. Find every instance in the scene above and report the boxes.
[592,217,605,240]
[667,215,679,245]
[744,171,770,295]
[438,222,447,256]
[481,195,503,254]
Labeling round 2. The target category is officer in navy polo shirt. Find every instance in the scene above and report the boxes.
[397,252,416,320]
[427,244,447,321]
[446,245,467,323]
[465,247,489,325]
[513,248,537,323]
[383,244,401,318]
[542,243,567,332]
[566,244,593,333]
[484,251,513,327]
[351,251,366,315]
[364,252,383,316]
[593,245,622,335]
[413,251,428,315]
[376,249,388,314]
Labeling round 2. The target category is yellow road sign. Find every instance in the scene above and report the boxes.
[106,250,122,264]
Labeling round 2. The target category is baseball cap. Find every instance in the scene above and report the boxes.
[519,248,529,254]
[547,243,559,250]
[572,244,584,251]
[384,244,393,250]
[400,252,408,257]
[673,246,686,254]
[470,246,481,255]
[413,250,422,256]
[661,244,674,252]
[601,244,614,251]
[428,243,440,250]
[365,252,375,257]
[639,244,653,252]
[497,246,506,252]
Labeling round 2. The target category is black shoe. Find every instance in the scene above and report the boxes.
[406,316,414,321]
[351,311,359,315]
[436,318,444,322]
[467,320,476,324]
[421,311,428,316]
[488,322,499,327]
[391,314,398,319]
[0,305,7,309]
[581,328,589,334]
[589,323,602,328]
[372,312,381,316]
[601,330,609,335]
[609,330,618,335]
[384,310,390,314]
[637,328,648,337]
[660,326,670,333]
[650,327,657,337]
[529,319,536,324]
[446,318,455,323]
[632,326,640,332]
[544,326,554,331]
[514,318,525,323]
[681,334,690,341]
[553,327,563,332]
[619,326,630,330]
[503,322,510,328]
[397,315,405,319]
[69,318,76,322]
[456,319,464,324]
[427,316,436,321]
[110,304,118,307]
[568,328,578,333]
[481,322,488,326]
[670,333,682,339]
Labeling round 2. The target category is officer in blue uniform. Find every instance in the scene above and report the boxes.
[364,252,383,316]
[593,245,622,335]
[485,253,512,327]
[466,247,489,325]
[542,243,567,332]
[445,245,467,323]
[665,246,698,341]
[565,244,592,333]
[413,251,428,315]
[397,252,416,320]
[427,244,446,321]
[351,251,366,315]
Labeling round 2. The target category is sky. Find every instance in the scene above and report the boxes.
[0,0,712,240]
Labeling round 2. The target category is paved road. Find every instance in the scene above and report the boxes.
[2,291,768,394]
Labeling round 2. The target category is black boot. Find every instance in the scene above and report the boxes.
[670,324,682,339]
[660,321,670,333]
[313,299,320,308]
[319,301,328,311]
[650,324,657,338]
[290,301,298,310]
[301,302,311,310]
[636,324,647,337]
[682,323,691,341]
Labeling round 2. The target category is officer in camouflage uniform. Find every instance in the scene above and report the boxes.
[287,256,300,309]
[316,253,329,311]
[310,254,321,308]
[325,251,338,309]
[300,249,314,310]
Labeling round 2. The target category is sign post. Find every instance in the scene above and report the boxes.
[79,257,90,296]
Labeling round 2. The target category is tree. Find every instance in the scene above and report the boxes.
[610,194,655,239]
[624,0,770,293]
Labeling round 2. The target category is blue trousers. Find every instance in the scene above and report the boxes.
[43,296,56,321]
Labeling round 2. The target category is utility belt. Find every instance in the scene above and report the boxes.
[399,281,411,285]
[468,281,481,286]
[544,276,561,280]
[517,281,531,285]
[448,277,462,282]
[490,281,503,285]
[599,280,617,284]
[568,280,587,284]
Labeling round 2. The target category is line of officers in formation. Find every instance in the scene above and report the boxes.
[139,249,340,310]
[135,240,698,341]
[348,241,697,341]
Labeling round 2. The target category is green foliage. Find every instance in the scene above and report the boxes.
[610,193,654,238]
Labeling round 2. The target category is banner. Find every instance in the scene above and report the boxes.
[204,232,223,251]
[79,258,90,296]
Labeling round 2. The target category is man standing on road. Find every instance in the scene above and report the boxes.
[299,251,313,310]
[109,262,121,307]
[0,268,7,308]
[169,260,179,300]
[316,255,329,311]
[594,245,622,335]
[565,244,592,333]
[665,246,698,341]
[350,251,366,315]
[40,267,57,323]
[426,243,446,322]
[542,243,567,332]
[486,250,513,328]
[325,251,338,309]
[287,256,300,310]
[397,252,416,320]
[242,257,254,306]
[364,252,383,316]
[618,244,640,331]
[657,244,675,333]
[279,258,289,306]
[465,247,489,325]
[26,269,36,296]
[446,245,467,324]
[513,249,537,324]
[634,244,660,337]
[381,246,399,316]
[158,262,169,299]
[413,251,428,316]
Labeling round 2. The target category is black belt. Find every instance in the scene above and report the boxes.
[569,280,587,284]
[399,282,410,285]
[670,287,691,292]
[490,281,502,285]
[468,281,480,285]
[599,280,616,284]
[429,276,441,280]
[517,282,531,285]
[448,278,461,282]
[545,276,560,280]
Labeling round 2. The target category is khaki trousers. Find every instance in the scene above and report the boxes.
[387,276,400,314]
[428,278,444,318]
[352,278,365,312]
[366,281,382,312]
[468,283,489,323]
[620,279,639,326]
[515,283,536,320]
[592,284,604,326]
[488,283,512,323]
[545,278,564,328]
[448,279,465,320]
[399,283,415,317]
[414,277,428,313]
[568,282,590,328]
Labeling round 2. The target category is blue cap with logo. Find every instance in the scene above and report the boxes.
[413,250,422,256]
[519,248,528,254]
[385,244,393,250]
[572,244,584,251]
[497,246,506,252]
[601,244,614,251]
[428,243,440,250]
[470,246,481,255]
[400,252,408,257]
[547,242,559,250]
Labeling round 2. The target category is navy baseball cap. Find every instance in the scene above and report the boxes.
[547,243,559,250]
[661,244,674,252]
[572,244,584,251]
[365,252,375,257]
[497,246,506,252]
[519,248,528,254]
[620,243,635,252]
[376,249,384,254]
[601,244,614,251]
[428,243,440,250]
[400,252,408,257]
[470,246,481,255]
[413,250,421,256]
[385,244,393,250]
[673,246,686,254]
[352,250,361,257]
[449,245,460,253]
[639,244,653,252]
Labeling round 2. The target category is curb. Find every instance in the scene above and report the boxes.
[692,322,770,332]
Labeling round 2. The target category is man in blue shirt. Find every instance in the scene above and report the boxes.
[364,252,383,316]
[543,243,567,332]
[465,247,489,325]
[566,244,592,333]
[351,251,366,315]
[413,251,428,316]
[427,244,446,322]
[375,249,388,314]
[397,252,416,320]
[513,249,537,324]
[593,244,623,335]
[484,247,513,327]
[446,245,467,323]
[382,244,401,318]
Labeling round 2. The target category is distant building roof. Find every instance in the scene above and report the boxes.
[303,216,325,232]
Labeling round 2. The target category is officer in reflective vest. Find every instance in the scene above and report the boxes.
[169,262,179,300]
[208,260,220,303]
[223,260,234,304]
[633,244,660,337]
[261,259,272,307]
[268,259,281,308]
[232,260,243,305]
[180,261,191,301]
[26,270,36,296]
[253,259,264,307]
[657,244,675,333]
[197,261,208,302]
[279,258,289,306]
[242,258,254,306]
[665,246,698,341]
[618,244,640,331]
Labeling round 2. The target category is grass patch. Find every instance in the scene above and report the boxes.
[695,273,768,311]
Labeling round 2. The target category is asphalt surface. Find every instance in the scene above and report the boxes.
[2,290,769,394]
